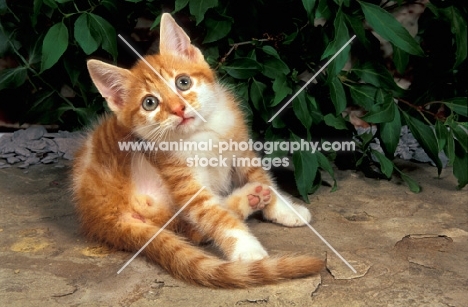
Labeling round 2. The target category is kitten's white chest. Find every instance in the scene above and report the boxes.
[174,132,234,196]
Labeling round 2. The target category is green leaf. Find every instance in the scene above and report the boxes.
[316,151,337,191]
[372,150,393,178]
[43,0,57,9]
[380,107,401,155]
[435,119,447,152]
[293,91,312,130]
[30,90,54,111]
[392,44,409,74]
[344,13,368,49]
[395,167,421,193]
[329,76,346,115]
[0,27,10,57]
[333,0,350,6]
[203,18,231,43]
[272,74,291,106]
[359,131,374,149]
[308,171,322,195]
[352,62,402,95]
[0,0,7,14]
[442,7,467,68]
[87,13,117,60]
[262,45,279,58]
[263,129,288,158]
[223,58,261,79]
[189,0,218,25]
[101,0,117,10]
[150,14,162,31]
[441,97,468,117]
[247,49,257,61]
[453,142,468,189]
[271,115,286,128]
[321,9,350,76]
[349,83,378,110]
[449,122,468,153]
[27,37,43,66]
[174,0,189,12]
[361,90,395,123]
[402,112,443,175]
[0,67,28,90]
[291,133,318,202]
[262,57,290,79]
[444,129,455,166]
[315,0,331,20]
[235,82,252,121]
[41,22,69,72]
[324,113,347,130]
[302,0,317,19]
[32,0,42,27]
[359,1,424,56]
[250,78,267,111]
[306,95,323,124]
[64,59,81,87]
[74,13,100,55]
[283,31,298,45]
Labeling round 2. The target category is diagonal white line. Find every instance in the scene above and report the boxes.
[268,35,357,123]
[269,186,357,274]
[118,34,207,123]
[117,186,206,274]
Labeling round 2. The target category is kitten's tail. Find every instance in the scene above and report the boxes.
[124,225,324,288]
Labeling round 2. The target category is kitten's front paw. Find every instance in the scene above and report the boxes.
[264,201,312,227]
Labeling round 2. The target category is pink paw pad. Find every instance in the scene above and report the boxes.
[247,185,271,210]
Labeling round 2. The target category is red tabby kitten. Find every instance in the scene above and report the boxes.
[72,13,324,288]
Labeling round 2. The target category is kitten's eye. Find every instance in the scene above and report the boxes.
[142,96,159,111]
[175,75,192,91]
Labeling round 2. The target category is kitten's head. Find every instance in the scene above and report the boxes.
[87,13,217,140]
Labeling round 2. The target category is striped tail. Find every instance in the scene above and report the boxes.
[128,225,324,288]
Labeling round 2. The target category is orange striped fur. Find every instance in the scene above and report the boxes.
[72,13,324,288]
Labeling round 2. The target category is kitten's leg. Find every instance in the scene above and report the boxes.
[235,152,312,227]
[176,221,210,245]
[223,182,272,220]
[154,160,268,261]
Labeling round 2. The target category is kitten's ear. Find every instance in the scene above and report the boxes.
[159,13,204,62]
[87,60,132,113]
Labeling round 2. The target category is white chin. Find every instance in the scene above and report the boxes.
[176,118,198,132]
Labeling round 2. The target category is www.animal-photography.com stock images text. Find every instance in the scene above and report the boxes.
[0,1,467,307]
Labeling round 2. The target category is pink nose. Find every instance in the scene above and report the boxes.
[172,104,186,118]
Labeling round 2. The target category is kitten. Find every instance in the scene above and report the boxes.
[72,13,324,288]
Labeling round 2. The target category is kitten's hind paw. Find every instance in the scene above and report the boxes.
[264,198,312,227]
[225,182,274,220]
[229,232,269,261]
[247,184,271,210]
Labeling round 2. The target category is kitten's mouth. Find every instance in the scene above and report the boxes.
[177,117,195,126]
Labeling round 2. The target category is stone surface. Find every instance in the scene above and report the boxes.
[0,159,467,306]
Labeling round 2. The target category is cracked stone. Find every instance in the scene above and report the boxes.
[326,251,371,279]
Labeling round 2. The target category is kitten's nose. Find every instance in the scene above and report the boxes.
[171,104,186,118]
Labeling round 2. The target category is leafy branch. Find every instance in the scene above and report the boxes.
[0,0,466,194]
